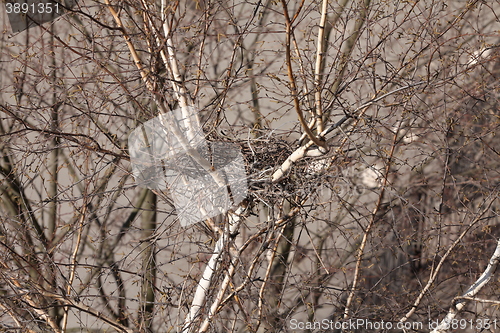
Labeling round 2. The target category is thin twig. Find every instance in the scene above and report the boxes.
[140,0,198,139]
[61,204,88,331]
[271,82,425,182]
[106,1,228,189]
[453,296,500,305]
[38,289,134,333]
[197,230,248,333]
[429,235,500,333]
[0,302,31,332]
[314,0,330,134]
[104,0,156,93]
[280,0,327,152]
[398,196,498,326]
[324,0,371,121]
[0,262,62,333]
[255,222,287,332]
[181,206,246,333]
[291,32,314,131]
[342,114,398,321]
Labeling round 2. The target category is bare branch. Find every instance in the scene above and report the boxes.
[429,237,500,333]
[181,206,247,333]
[280,0,328,152]
[399,196,499,325]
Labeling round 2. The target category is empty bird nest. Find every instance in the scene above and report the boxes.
[205,131,345,207]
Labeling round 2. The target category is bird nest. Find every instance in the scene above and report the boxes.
[236,137,320,206]
[204,130,341,207]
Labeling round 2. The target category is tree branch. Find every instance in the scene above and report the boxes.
[181,206,247,333]
[280,0,327,152]
[429,237,500,333]
[398,196,499,326]
[272,82,425,182]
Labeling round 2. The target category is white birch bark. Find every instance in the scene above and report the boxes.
[430,238,500,333]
